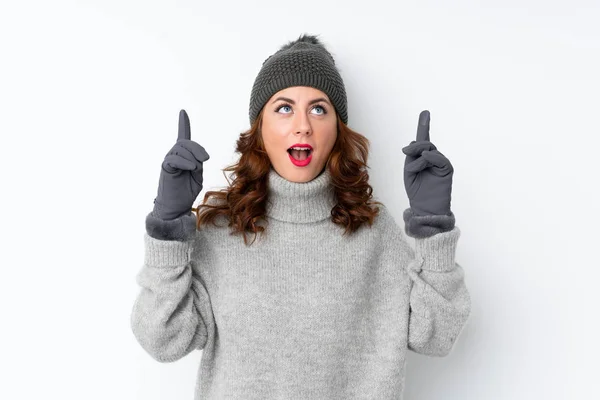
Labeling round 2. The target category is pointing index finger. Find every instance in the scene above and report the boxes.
[178,109,191,141]
[416,110,430,142]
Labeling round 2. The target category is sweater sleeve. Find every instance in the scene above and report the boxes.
[130,232,213,363]
[405,226,471,357]
[379,205,471,357]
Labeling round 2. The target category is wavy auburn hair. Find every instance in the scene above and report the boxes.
[192,109,382,246]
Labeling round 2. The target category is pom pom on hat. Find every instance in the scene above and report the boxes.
[279,33,324,51]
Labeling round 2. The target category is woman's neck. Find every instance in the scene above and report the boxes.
[265,167,336,223]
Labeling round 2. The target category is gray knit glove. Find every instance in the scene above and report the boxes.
[145,109,210,241]
[401,110,455,238]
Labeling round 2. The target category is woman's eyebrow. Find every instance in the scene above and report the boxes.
[271,96,331,106]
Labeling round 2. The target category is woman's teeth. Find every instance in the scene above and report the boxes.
[288,148,311,160]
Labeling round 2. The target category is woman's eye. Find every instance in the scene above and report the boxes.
[276,105,292,114]
[275,104,327,115]
[311,105,326,115]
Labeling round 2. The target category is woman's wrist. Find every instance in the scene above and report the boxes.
[403,207,456,238]
[145,210,197,241]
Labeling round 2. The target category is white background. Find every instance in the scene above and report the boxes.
[1,0,598,399]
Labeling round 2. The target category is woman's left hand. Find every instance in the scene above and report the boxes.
[402,110,453,216]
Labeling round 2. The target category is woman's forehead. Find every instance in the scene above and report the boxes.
[269,86,329,101]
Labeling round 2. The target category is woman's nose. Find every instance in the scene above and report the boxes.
[293,113,312,135]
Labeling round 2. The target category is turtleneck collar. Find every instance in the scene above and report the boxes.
[266,167,337,224]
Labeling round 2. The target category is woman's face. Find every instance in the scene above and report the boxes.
[260,86,337,183]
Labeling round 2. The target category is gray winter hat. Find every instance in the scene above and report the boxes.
[249,33,348,126]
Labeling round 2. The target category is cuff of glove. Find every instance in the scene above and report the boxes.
[145,210,197,241]
[403,207,456,238]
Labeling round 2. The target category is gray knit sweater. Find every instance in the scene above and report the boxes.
[131,167,471,399]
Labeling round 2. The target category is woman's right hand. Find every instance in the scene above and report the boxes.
[152,109,210,221]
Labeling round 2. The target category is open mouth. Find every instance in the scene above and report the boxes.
[287,147,313,161]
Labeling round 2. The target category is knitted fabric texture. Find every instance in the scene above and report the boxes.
[130,167,471,399]
[249,33,348,125]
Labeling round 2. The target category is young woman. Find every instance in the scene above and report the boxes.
[131,33,470,399]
